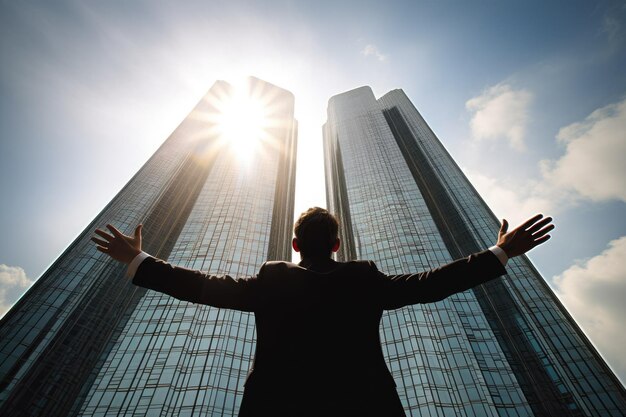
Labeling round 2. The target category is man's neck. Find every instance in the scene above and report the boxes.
[298,256,335,270]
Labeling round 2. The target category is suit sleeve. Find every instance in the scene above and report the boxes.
[374,250,506,310]
[132,257,263,312]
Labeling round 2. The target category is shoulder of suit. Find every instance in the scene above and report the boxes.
[261,259,376,265]
[347,259,378,267]
[258,261,297,274]
[261,260,296,268]
[259,259,377,272]
[341,259,378,270]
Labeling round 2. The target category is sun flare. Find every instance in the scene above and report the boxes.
[214,80,271,162]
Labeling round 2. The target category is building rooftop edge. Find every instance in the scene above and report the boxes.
[328,86,374,104]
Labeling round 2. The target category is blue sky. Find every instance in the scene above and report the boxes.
[1,0,625,382]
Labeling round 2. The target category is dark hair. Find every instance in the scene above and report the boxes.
[294,207,339,258]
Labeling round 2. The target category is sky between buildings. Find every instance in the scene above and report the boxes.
[1,0,625,383]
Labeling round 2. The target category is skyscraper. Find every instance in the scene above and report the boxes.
[323,86,626,417]
[0,77,297,416]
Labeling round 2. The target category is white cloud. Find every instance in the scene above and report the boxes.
[463,169,565,226]
[465,95,626,219]
[541,98,626,203]
[361,44,387,62]
[0,264,34,317]
[466,84,532,151]
[553,236,626,384]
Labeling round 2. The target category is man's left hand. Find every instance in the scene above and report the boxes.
[496,214,554,258]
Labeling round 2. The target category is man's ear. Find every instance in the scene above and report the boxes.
[331,238,340,253]
[292,238,300,252]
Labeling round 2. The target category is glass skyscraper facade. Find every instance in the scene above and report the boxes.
[0,77,297,416]
[323,86,626,417]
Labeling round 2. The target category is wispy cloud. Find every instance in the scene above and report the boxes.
[602,14,622,42]
[361,44,387,62]
[466,83,532,151]
[541,97,626,203]
[466,96,626,224]
[553,236,626,384]
[463,168,564,225]
[0,264,33,317]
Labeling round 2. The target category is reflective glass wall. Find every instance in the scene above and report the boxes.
[0,77,297,417]
[324,86,626,417]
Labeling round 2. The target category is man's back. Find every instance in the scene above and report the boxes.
[133,250,506,416]
[243,259,400,416]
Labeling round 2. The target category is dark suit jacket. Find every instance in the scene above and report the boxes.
[133,250,506,417]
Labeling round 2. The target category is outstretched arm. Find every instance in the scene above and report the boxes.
[378,214,554,309]
[91,224,261,311]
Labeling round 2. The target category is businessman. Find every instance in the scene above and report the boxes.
[92,207,554,417]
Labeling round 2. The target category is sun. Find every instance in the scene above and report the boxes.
[213,79,271,163]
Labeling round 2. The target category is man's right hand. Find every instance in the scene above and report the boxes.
[496,214,554,258]
[91,224,143,264]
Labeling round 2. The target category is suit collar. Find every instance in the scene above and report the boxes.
[297,257,342,273]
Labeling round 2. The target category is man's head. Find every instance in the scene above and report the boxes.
[293,207,340,259]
